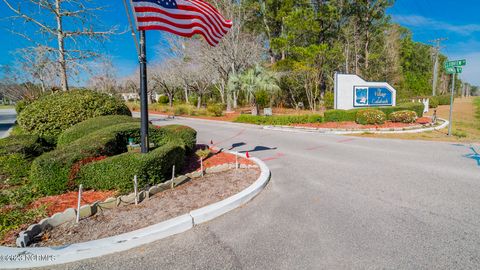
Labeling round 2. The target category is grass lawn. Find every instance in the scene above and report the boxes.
[352,97,480,143]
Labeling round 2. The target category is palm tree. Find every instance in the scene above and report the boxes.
[228,65,279,115]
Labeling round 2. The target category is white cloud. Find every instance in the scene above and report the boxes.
[392,15,480,36]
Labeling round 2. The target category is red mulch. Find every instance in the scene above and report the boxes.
[293,117,433,129]
[182,146,254,174]
[29,190,116,216]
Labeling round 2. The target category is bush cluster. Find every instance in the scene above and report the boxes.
[355,109,386,125]
[388,110,417,123]
[57,115,138,146]
[429,97,439,108]
[234,114,324,125]
[0,135,53,185]
[324,103,424,123]
[324,109,360,122]
[17,90,131,139]
[158,95,170,104]
[30,119,196,195]
[207,104,224,117]
[77,142,185,193]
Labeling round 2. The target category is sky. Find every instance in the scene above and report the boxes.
[0,0,479,85]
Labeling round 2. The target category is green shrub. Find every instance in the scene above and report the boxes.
[437,94,453,105]
[30,122,195,195]
[57,115,138,146]
[17,90,131,139]
[0,153,31,186]
[255,90,270,108]
[388,110,418,123]
[15,100,31,114]
[174,104,189,115]
[0,135,52,159]
[324,109,359,122]
[207,104,224,117]
[323,91,334,110]
[77,142,185,193]
[158,95,170,104]
[234,114,323,125]
[356,109,386,125]
[429,97,439,108]
[157,125,197,153]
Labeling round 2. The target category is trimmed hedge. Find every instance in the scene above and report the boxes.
[0,135,52,158]
[17,90,131,139]
[324,103,424,123]
[157,125,197,153]
[429,97,439,108]
[30,122,196,195]
[0,135,53,185]
[77,142,185,193]
[389,110,417,123]
[234,114,324,125]
[57,115,138,146]
[324,109,360,122]
[356,109,386,125]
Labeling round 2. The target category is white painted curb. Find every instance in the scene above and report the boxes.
[263,118,449,135]
[0,152,271,269]
[190,156,270,224]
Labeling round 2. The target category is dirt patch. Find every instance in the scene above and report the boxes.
[34,168,259,247]
[182,147,255,174]
[292,118,433,129]
[30,190,116,216]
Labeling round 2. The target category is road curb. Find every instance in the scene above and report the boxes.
[0,152,271,269]
[263,118,449,135]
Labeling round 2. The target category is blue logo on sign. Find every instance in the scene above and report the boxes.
[354,86,392,107]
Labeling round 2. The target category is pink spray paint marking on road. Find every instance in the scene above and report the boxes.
[261,152,285,162]
[337,138,355,143]
[305,145,326,151]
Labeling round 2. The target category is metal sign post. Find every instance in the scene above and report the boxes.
[448,72,455,136]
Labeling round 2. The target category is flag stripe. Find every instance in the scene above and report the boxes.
[138,23,216,46]
[132,0,232,46]
[135,10,223,39]
[137,16,220,43]
[133,3,227,36]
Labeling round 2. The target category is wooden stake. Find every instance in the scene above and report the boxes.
[76,184,83,223]
[134,175,138,205]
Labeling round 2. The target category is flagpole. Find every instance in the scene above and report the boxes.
[139,30,149,153]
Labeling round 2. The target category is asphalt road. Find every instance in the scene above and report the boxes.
[0,109,16,138]
[42,115,479,269]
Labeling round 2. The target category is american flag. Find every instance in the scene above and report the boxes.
[131,0,232,46]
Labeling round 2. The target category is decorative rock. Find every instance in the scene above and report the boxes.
[148,185,160,196]
[79,205,92,218]
[138,191,146,202]
[173,175,188,186]
[38,218,50,230]
[190,171,202,178]
[97,197,116,209]
[206,164,229,173]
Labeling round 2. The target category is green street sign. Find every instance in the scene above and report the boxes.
[445,66,462,74]
[444,59,466,68]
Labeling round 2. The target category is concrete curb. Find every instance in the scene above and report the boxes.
[190,155,270,224]
[263,118,449,135]
[0,152,271,269]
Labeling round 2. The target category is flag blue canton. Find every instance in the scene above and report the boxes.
[132,0,178,9]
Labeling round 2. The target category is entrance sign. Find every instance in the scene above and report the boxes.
[354,86,393,107]
[334,74,397,110]
[444,59,466,68]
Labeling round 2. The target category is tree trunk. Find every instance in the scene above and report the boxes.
[197,95,201,109]
[184,84,189,103]
[55,0,68,91]
[168,94,173,107]
[233,91,238,109]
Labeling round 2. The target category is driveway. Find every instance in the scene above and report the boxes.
[42,115,479,269]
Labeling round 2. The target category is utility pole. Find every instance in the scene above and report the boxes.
[430,38,447,96]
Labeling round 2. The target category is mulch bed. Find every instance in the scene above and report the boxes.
[29,190,117,216]
[34,167,260,247]
[293,117,433,129]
